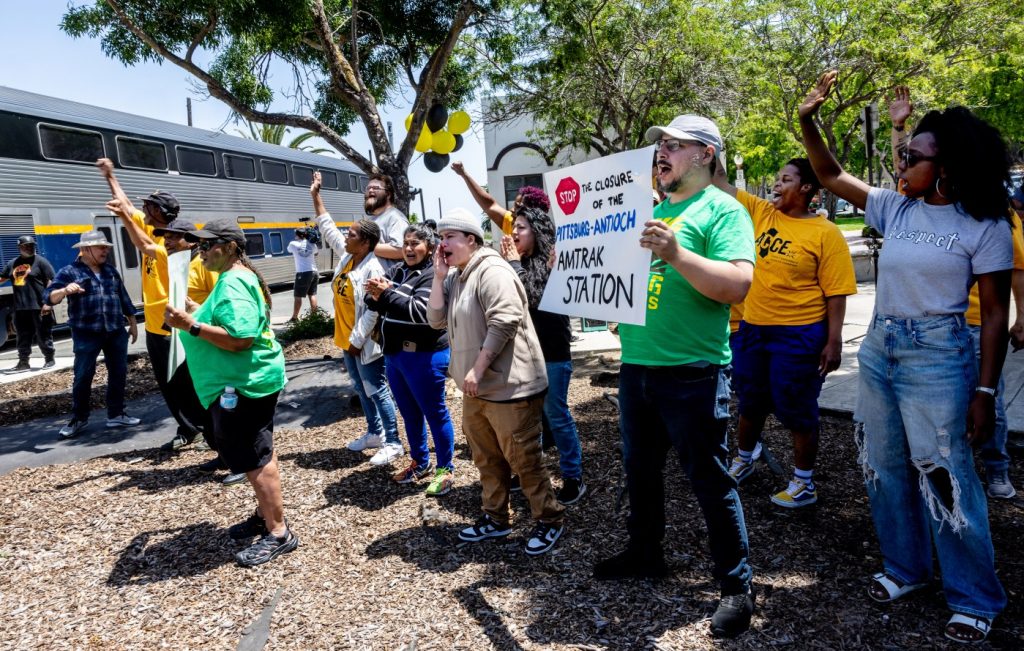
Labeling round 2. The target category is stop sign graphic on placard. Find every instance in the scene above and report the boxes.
[554,177,581,215]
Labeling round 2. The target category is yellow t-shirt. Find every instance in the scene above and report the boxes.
[730,302,744,334]
[737,191,857,326]
[332,260,356,348]
[187,255,219,304]
[965,212,1024,325]
[132,211,171,334]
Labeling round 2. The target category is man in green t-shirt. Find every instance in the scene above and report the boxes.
[593,115,757,639]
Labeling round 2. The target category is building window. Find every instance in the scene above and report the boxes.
[116,136,167,171]
[503,175,543,209]
[292,166,313,188]
[224,154,256,180]
[176,146,217,176]
[261,160,288,184]
[38,123,105,163]
[269,232,284,254]
[245,233,266,257]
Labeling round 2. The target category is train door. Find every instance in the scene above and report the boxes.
[93,216,143,307]
[0,212,36,346]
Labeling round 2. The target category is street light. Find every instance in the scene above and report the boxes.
[733,153,746,193]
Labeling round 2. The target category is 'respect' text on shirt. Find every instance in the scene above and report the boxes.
[887,228,960,251]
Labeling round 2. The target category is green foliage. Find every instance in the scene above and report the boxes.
[234,119,334,154]
[281,307,333,341]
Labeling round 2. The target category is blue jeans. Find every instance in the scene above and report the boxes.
[856,315,1005,618]
[618,363,752,595]
[342,351,399,445]
[967,325,1010,475]
[385,349,455,470]
[543,361,583,479]
[71,327,129,421]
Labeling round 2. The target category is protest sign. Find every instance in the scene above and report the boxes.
[540,146,655,325]
[166,250,190,383]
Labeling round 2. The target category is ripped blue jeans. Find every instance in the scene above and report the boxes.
[855,315,1005,619]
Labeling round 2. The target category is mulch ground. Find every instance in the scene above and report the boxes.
[0,350,1022,649]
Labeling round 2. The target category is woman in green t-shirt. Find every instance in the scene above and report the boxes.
[165,219,294,569]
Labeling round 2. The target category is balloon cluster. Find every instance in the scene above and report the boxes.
[406,105,470,173]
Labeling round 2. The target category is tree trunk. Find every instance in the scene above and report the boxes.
[378,160,411,215]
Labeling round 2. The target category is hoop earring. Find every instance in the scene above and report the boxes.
[935,177,947,200]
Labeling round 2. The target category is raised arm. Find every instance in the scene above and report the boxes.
[798,71,870,211]
[452,161,508,227]
[888,85,913,178]
[96,158,138,214]
[311,172,348,256]
[107,199,161,258]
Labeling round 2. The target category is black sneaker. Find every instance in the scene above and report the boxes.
[4,360,31,374]
[228,510,269,540]
[458,515,512,542]
[43,358,55,369]
[197,457,227,474]
[161,432,197,451]
[524,521,564,556]
[710,590,755,638]
[557,477,587,505]
[509,475,522,492]
[593,546,669,580]
[235,529,299,567]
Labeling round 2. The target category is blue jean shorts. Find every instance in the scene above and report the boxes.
[732,320,827,431]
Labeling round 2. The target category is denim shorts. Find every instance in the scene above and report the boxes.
[732,321,827,431]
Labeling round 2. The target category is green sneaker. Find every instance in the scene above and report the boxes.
[425,468,454,496]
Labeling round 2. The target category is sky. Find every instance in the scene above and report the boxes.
[0,1,489,221]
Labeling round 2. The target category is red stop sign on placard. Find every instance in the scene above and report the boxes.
[554,177,581,215]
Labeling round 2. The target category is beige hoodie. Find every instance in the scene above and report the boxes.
[427,247,547,401]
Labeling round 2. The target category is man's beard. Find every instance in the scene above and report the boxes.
[364,194,386,213]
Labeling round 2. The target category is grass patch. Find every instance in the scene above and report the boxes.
[835,215,865,231]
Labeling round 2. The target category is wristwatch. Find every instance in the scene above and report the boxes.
[189,322,202,337]
[976,386,997,397]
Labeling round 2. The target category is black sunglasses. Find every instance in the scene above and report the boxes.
[901,147,938,168]
[197,239,228,251]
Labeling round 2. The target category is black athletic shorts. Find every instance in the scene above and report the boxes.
[209,391,280,474]
[293,271,318,297]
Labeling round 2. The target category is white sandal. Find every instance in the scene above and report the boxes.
[866,572,928,603]
[945,613,992,644]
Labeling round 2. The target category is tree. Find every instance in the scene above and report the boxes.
[61,0,495,212]
[234,119,334,154]
[483,0,743,156]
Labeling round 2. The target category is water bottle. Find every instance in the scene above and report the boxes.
[220,386,238,411]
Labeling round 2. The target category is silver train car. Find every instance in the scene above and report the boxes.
[0,85,366,332]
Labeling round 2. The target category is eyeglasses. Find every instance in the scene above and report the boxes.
[197,239,227,251]
[654,139,702,152]
[901,147,938,168]
[365,185,386,194]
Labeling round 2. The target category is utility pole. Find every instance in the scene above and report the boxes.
[861,102,879,187]
[186,98,193,126]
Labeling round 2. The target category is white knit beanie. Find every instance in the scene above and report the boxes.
[437,207,484,240]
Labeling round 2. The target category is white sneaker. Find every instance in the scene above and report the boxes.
[347,432,383,452]
[106,414,141,428]
[369,443,404,466]
[987,471,1017,499]
[58,419,88,439]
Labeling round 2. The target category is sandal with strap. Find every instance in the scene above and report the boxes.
[867,572,928,603]
[945,613,992,644]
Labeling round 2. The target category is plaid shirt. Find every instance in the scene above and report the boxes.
[44,258,134,333]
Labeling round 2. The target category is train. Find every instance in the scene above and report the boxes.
[0,85,366,338]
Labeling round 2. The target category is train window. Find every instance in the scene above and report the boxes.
[360,175,369,192]
[269,232,284,254]
[96,226,114,244]
[119,227,139,268]
[349,174,359,192]
[176,146,217,176]
[116,136,167,171]
[38,123,105,163]
[319,170,339,190]
[245,233,266,257]
[224,154,256,180]
[292,166,313,187]
[261,160,288,184]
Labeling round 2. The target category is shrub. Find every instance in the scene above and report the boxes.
[281,307,333,340]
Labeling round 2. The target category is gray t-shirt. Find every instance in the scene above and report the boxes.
[867,187,1012,317]
[371,205,410,271]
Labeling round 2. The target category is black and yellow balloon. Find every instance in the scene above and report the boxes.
[406,106,471,173]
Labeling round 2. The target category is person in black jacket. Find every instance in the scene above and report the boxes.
[499,206,586,505]
[1,235,56,372]
[365,223,457,496]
